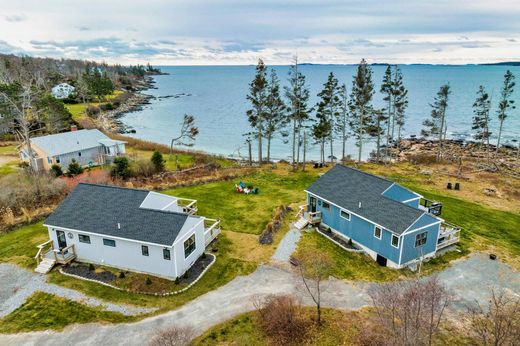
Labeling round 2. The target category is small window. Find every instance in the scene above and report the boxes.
[391,235,399,248]
[103,239,116,247]
[374,226,382,239]
[184,234,196,258]
[142,245,149,256]
[322,202,330,210]
[78,234,91,244]
[163,248,171,260]
[415,232,428,247]
[78,152,82,157]
[56,156,61,164]
[340,210,350,220]
[47,157,52,164]
[318,200,322,206]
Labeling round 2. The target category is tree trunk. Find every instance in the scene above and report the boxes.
[302,131,307,171]
[248,140,252,166]
[258,130,263,164]
[496,118,504,152]
[292,120,297,165]
[437,113,446,162]
[296,124,301,167]
[169,139,175,161]
[358,110,364,163]
[342,125,346,163]
[385,97,392,161]
[266,134,271,163]
[317,303,321,325]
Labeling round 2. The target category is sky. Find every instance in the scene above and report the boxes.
[1,0,519,65]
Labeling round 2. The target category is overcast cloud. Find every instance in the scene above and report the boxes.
[0,0,519,64]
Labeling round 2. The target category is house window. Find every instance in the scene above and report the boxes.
[47,157,52,164]
[374,226,382,239]
[56,156,61,164]
[184,234,196,258]
[78,152,82,157]
[415,232,428,247]
[340,210,351,220]
[78,234,91,244]
[322,202,330,210]
[318,200,322,206]
[391,235,399,248]
[142,245,149,256]
[163,248,171,260]
[103,239,116,247]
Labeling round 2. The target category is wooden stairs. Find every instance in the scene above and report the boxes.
[35,258,56,274]
[294,217,309,230]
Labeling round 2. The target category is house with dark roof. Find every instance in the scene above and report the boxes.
[35,183,220,278]
[20,128,126,172]
[298,165,460,269]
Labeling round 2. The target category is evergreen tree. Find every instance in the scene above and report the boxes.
[111,156,131,180]
[472,86,492,151]
[67,159,84,176]
[315,72,341,162]
[422,84,451,161]
[349,59,375,163]
[246,59,268,163]
[151,151,165,172]
[284,58,311,167]
[313,113,331,164]
[496,70,515,150]
[380,65,394,157]
[335,84,350,162]
[393,67,408,157]
[371,109,386,162]
[264,69,287,162]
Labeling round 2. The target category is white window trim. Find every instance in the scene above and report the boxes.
[340,209,351,221]
[414,232,428,248]
[374,226,382,239]
[391,234,400,248]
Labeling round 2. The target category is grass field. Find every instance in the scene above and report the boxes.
[65,90,124,122]
[0,292,131,333]
[0,145,16,155]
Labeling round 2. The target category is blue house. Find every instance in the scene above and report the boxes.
[300,165,460,269]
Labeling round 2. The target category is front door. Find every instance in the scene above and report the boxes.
[309,196,317,213]
[56,230,67,250]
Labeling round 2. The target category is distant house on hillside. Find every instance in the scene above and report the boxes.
[51,83,75,99]
[298,165,460,269]
[35,183,221,277]
[20,128,126,171]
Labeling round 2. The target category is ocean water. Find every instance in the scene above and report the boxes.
[121,65,520,160]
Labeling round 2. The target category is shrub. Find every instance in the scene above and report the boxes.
[253,295,308,345]
[67,159,84,176]
[100,102,115,111]
[145,277,152,285]
[151,151,165,172]
[183,271,189,279]
[118,272,125,279]
[88,263,95,271]
[86,105,100,117]
[174,277,180,285]
[149,325,195,346]
[50,164,63,177]
[131,159,156,178]
[110,157,131,180]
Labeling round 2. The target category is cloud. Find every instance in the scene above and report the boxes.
[221,40,265,52]
[4,14,26,22]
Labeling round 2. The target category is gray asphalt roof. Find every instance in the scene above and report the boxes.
[31,129,110,157]
[45,183,190,246]
[306,165,426,235]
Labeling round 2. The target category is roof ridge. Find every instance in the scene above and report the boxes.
[77,182,151,193]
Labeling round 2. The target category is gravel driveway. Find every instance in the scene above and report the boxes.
[0,263,156,318]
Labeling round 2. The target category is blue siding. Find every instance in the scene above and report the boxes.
[383,184,420,204]
[312,195,401,265]
[400,223,440,264]
[404,199,420,208]
[407,213,439,231]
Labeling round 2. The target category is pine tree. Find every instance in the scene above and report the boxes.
[380,65,393,158]
[313,113,331,164]
[284,58,311,167]
[422,84,451,161]
[393,66,408,158]
[315,72,341,163]
[264,69,287,163]
[496,70,515,151]
[335,84,350,162]
[246,59,269,163]
[472,86,492,152]
[151,151,165,172]
[371,109,386,162]
[349,59,375,163]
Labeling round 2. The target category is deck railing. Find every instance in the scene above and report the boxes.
[297,204,322,224]
[35,240,53,265]
[419,198,443,216]
[177,198,198,215]
[204,218,221,246]
[437,222,461,250]
[35,241,77,265]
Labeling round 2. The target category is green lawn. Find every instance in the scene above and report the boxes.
[0,292,131,333]
[164,169,319,234]
[0,145,16,155]
[0,222,48,268]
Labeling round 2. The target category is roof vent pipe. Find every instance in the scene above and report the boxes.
[359,202,362,208]
[117,223,120,230]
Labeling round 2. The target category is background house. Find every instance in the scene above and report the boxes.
[20,128,126,171]
[37,183,220,278]
[51,83,75,99]
[301,165,460,269]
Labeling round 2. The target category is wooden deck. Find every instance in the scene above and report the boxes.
[35,240,77,266]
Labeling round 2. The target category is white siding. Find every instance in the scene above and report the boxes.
[46,218,205,279]
[57,147,103,169]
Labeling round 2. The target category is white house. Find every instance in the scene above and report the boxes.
[51,83,75,99]
[35,183,221,279]
[20,128,126,171]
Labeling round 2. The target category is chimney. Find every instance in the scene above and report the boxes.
[71,125,78,132]
[359,202,362,208]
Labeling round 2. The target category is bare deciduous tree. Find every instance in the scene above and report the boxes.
[368,276,451,346]
[297,248,333,325]
[465,289,520,346]
[148,325,195,346]
[169,114,199,161]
